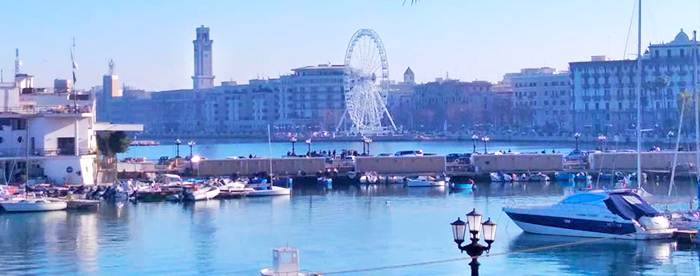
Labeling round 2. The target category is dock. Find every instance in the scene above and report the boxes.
[66,199,101,210]
[673,230,698,244]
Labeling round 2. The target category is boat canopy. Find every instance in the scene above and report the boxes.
[604,192,660,220]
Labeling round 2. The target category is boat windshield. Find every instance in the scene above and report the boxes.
[560,193,605,204]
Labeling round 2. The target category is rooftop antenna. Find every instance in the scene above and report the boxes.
[14,48,20,75]
[108,59,114,75]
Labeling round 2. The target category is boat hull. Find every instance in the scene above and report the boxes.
[504,211,674,240]
[247,186,291,197]
[406,180,445,187]
[1,200,67,212]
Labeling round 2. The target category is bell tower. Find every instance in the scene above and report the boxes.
[192,25,214,90]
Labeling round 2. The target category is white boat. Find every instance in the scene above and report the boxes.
[1,198,67,212]
[490,172,512,182]
[515,174,529,182]
[405,175,446,187]
[529,172,550,182]
[359,172,378,184]
[184,186,220,201]
[503,190,676,240]
[247,186,291,197]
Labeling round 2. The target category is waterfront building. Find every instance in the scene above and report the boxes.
[386,67,415,130]
[411,78,494,131]
[0,69,141,185]
[192,25,215,90]
[280,64,345,131]
[569,29,696,136]
[512,68,572,132]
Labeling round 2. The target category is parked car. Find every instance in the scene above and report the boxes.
[342,156,356,166]
[395,150,424,156]
[446,153,460,163]
[565,150,588,162]
[377,153,392,157]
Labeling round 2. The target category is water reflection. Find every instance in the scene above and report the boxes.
[507,233,678,276]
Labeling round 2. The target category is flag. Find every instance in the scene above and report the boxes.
[72,61,79,69]
[72,72,77,84]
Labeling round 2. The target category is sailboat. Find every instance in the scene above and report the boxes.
[247,125,291,197]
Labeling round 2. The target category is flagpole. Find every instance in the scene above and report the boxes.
[71,37,77,110]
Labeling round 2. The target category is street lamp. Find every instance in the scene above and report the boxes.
[365,137,373,156]
[290,137,297,156]
[187,140,195,158]
[305,139,312,156]
[175,139,181,158]
[574,132,581,151]
[597,134,607,151]
[451,208,497,276]
[471,135,479,153]
[362,137,367,155]
[482,137,490,154]
[667,131,675,150]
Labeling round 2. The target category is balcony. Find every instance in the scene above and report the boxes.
[0,148,96,158]
[593,96,602,101]
[603,95,612,101]
[0,105,92,116]
[582,96,592,101]
[616,95,625,101]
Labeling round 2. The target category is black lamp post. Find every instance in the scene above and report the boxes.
[290,137,297,156]
[305,139,312,156]
[667,131,674,150]
[187,140,195,158]
[175,139,181,158]
[362,137,367,155]
[451,209,497,276]
[482,137,490,154]
[471,135,479,153]
[574,132,581,151]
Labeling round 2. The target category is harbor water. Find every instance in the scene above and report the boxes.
[0,181,698,275]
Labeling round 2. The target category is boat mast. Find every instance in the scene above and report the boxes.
[635,0,642,186]
[694,30,700,189]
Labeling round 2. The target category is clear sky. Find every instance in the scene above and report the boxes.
[1,0,699,91]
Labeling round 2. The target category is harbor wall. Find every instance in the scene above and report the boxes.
[471,154,563,172]
[197,158,327,176]
[355,156,446,174]
[589,152,699,171]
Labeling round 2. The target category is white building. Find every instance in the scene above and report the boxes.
[512,68,571,131]
[0,70,141,185]
[569,29,696,136]
[192,25,215,90]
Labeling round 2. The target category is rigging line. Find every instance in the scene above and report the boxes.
[319,236,613,275]
[623,0,637,59]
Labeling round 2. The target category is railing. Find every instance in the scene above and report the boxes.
[0,105,92,115]
[0,148,96,158]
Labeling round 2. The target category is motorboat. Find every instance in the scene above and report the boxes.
[359,172,378,184]
[0,198,67,212]
[317,176,332,190]
[247,186,291,197]
[514,173,529,182]
[503,190,676,239]
[529,172,550,182]
[490,171,512,182]
[450,179,474,191]
[218,179,251,198]
[575,172,592,182]
[184,186,220,201]
[405,175,446,187]
[554,172,575,182]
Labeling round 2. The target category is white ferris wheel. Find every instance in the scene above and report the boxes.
[336,29,397,135]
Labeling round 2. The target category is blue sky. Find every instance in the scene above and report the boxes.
[0,0,699,91]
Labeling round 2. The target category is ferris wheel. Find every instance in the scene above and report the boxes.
[337,29,397,135]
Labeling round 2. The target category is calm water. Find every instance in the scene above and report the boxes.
[0,181,698,275]
[123,140,582,160]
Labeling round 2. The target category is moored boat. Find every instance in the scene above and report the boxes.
[1,198,67,212]
[184,186,220,201]
[529,172,550,182]
[554,172,575,181]
[503,190,676,240]
[405,175,446,187]
[247,186,291,197]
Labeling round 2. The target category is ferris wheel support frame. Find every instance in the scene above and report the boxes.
[335,29,397,135]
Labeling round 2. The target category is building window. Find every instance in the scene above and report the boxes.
[668,49,672,58]
[655,50,659,58]
[618,102,622,109]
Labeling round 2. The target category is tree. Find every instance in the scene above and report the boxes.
[97,131,131,156]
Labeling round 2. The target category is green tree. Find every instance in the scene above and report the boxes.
[97,131,131,156]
